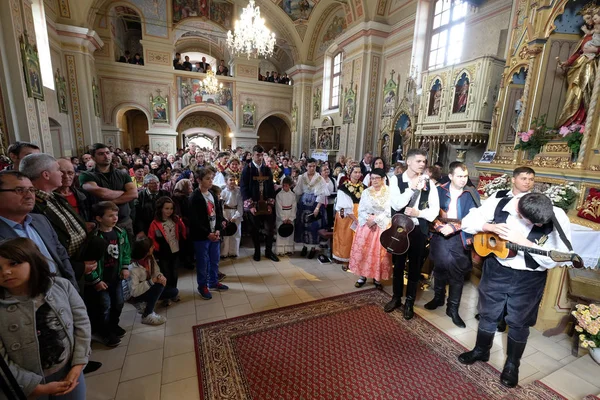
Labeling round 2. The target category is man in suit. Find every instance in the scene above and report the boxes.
[360,151,373,177]
[0,170,77,288]
[198,57,210,73]
[240,145,279,262]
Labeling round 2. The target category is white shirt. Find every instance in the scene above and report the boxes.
[446,186,463,219]
[461,196,572,271]
[276,190,297,223]
[389,172,440,225]
[295,173,330,204]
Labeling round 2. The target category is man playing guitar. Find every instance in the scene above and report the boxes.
[426,162,480,328]
[384,149,440,319]
[458,192,573,388]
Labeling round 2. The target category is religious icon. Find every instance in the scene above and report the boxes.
[452,73,470,113]
[313,88,321,120]
[20,32,44,101]
[92,78,101,117]
[55,69,68,114]
[428,79,442,117]
[342,85,357,124]
[242,101,256,128]
[382,71,398,118]
[150,90,169,124]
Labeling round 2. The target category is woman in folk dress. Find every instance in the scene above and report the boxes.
[294,158,330,259]
[333,165,365,268]
[348,169,393,289]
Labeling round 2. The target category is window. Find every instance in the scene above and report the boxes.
[32,0,53,90]
[330,52,342,109]
[428,0,466,70]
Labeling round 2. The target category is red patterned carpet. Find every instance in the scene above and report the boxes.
[193,290,565,400]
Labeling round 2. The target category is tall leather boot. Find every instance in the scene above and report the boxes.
[458,329,495,364]
[424,276,446,310]
[500,337,527,388]
[446,283,466,328]
[403,280,419,320]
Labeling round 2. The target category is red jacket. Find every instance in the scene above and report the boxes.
[148,217,187,253]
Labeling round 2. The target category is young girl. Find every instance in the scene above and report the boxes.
[275,177,297,255]
[148,196,186,306]
[129,237,179,325]
[0,237,91,399]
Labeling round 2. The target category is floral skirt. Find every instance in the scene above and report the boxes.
[332,204,359,262]
[348,224,393,281]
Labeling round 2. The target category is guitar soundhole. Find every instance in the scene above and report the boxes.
[397,227,404,233]
[488,237,497,247]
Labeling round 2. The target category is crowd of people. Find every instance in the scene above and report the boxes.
[0,138,574,398]
[171,53,230,75]
[258,69,291,84]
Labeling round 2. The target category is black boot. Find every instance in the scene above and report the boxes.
[424,276,446,310]
[403,280,419,320]
[384,297,402,313]
[458,329,495,364]
[446,283,466,328]
[500,337,527,388]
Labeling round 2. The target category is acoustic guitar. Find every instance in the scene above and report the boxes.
[380,175,429,255]
[472,232,584,268]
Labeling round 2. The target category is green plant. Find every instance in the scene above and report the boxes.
[514,115,555,157]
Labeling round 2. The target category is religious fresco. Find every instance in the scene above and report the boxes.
[452,72,470,113]
[392,113,411,163]
[130,0,168,37]
[428,79,442,117]
[173,0,233,29]
[318,14,346,53]
[177,77,233,112]
[280,0,315,22]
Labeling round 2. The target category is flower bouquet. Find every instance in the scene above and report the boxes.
[514,115,555,159]
[543,182,580,211]
[558,124,584,160]
[482,174,511,197]
[572,303,600,363]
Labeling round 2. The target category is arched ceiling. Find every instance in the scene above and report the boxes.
[72,0,370,65]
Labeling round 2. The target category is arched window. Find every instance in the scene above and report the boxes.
[111,6,143,64]
[428,0,467,70]
[330,52,343,109]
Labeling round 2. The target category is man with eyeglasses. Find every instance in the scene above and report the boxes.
[0,170,77,288]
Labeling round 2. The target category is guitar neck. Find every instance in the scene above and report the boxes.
[506,242,549,257]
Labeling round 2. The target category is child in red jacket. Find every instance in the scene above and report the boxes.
[148,196,186,305]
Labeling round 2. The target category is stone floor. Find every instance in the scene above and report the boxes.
[84,246,600,400]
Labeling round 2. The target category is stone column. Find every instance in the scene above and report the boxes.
[56,24,104,155]
[288,64,316,157]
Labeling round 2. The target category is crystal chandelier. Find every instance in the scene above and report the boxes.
[199,70,223,95]
[226,0,276,59]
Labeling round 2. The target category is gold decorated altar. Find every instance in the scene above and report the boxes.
[475,0,600,332]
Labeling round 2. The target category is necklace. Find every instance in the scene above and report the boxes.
[369,185,389,208]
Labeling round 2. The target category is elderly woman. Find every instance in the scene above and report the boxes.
[134,174,169,237]
[56,158,91,222]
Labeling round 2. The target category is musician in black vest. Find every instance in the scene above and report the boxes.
[458,192,572,388]
[425,162,480,328]
[240,145,279,262]
[475,166,535,332]
[384,148,440,319]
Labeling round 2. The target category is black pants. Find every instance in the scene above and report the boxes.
[157,251,179,291]
[429,234,472,285]
[246,211,275,254]
[84,278,124,336]
[392,228,427,299]
[478,257,548,342]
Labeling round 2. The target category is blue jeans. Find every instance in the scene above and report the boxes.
[134,283,179,317]
[194,240,220,289]
[42,364,86,400]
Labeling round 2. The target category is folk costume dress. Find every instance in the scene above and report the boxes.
[275,189,297,255]
[332,179,365,262]
[348,185,393,281]
[294,172,330,246]
[221,186,243,257]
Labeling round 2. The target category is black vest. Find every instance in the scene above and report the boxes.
[493,197,554,270]
[395,174,431,235]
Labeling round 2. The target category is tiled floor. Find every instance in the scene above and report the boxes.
[85,247,600,400]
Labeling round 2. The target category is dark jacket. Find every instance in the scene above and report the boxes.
[0,214,77,289]
[240,163,276,210]
[433,182,480,248]
[188,188,224,242]
[134,189,169,235]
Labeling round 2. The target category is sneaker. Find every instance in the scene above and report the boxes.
[198,286,212,299]
[218,272,227,282]
[134,302,146,315]
[101,334,121,348]
[114,325,126,338]
[141,312,166,326]
[208,283,229,291]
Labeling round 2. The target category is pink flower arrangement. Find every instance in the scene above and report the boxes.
[517,129,535,142]
[560,124,584,137]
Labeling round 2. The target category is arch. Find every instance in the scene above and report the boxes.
[256,110,293,131]
[175,103,236,133]
[256,115,292,151]
[181,127,222,148]
[107,2,144,61]
[112,102,151,128]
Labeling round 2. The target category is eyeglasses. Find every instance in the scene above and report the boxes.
[0,187,37,195]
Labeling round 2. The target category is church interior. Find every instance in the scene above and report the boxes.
[2,0,600,398]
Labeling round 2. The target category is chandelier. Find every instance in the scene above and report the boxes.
[226,0,276,59]
[199,70,223,94]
